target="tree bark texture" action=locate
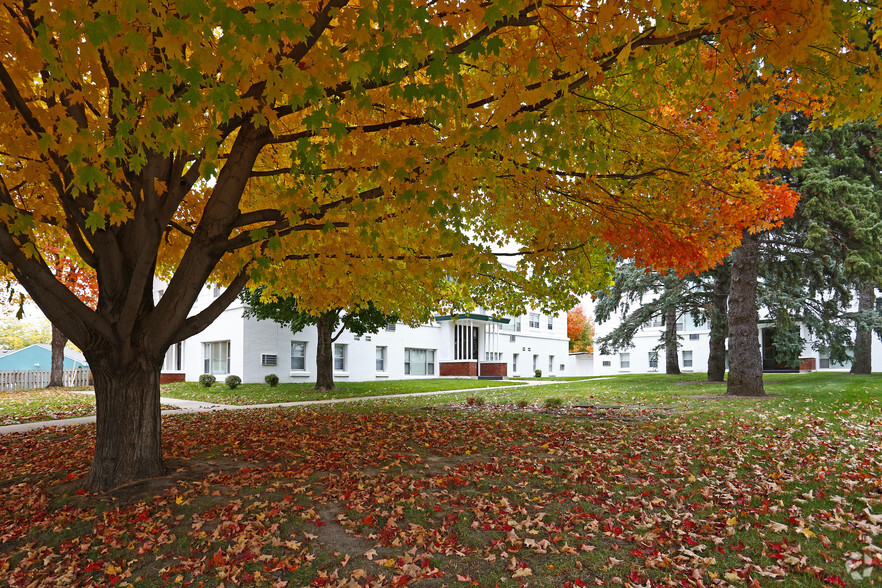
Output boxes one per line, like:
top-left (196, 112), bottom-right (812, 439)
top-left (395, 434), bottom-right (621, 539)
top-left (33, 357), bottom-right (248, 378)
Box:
top-left (707, 263), bottom-right (731, 382)
top-left (47, 323), bottom-right (67, 387)
top-left (83, 356), bottom-right (165, 491)
top-left (727, 233), bottom-right (765, 396)
top-left (664, 305), bottom-right (681, 375)
top-left (314, 312), bottom-right (337, 391)
top-left (851, 283), bottom-right (875, 375)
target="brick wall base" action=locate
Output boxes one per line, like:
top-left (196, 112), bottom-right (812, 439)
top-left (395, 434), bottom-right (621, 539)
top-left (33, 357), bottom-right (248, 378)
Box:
top-left (160, 372), bottom-right (186, 384)
top-left (799, 357), bottom-right (817, 372)
top-left (439, 361), bottom-right (478, 377)
top-left (479, 362), bottom-right (507, 378)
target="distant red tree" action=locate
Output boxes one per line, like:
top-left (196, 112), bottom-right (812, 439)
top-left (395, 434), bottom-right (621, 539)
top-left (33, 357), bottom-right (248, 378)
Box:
top-left (567, 306), bottom-right (594, 354)
top-left (45, 247), bottom-right (98, 387)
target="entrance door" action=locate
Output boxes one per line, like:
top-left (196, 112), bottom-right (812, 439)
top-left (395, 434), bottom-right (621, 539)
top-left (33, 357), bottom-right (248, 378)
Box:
top-left (761, 328), bottom-right (778, 371)
top-left (454, 324), bottom-right (479, 360)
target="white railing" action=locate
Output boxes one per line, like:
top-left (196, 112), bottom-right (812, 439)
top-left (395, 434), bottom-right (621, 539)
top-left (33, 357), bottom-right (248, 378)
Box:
top-left (0, 369), bottom-right (92, 391)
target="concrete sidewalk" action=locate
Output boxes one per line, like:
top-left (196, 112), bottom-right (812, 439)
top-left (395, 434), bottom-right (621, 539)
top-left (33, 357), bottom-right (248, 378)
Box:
top-left (0, 378), bottom-right (602, 435)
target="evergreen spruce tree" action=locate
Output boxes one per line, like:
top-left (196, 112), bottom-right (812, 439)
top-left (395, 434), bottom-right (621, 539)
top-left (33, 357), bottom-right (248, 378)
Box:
top-left (594, 263), bottom-right (727, 378)
top-left (771, 115), bottom-right (882, 373)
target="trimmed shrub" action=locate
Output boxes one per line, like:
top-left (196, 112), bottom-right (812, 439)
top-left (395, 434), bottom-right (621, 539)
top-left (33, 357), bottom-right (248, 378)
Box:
top-left (265, 374), bottom-right (280, 387)
top-left (225, 375), bottom-right (242, 389)
top-left (543, 397), bottom-right (564, 409)
top-left (198, 374), bottom-right (216, 388)
top-left (534, 369), bottom-right (542, 378)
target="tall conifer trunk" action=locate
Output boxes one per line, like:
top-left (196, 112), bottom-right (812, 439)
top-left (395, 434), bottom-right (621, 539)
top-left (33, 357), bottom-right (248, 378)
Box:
top-left (314, 312), bottom-right (337, 391)
top-left (664, 306), bottom-right (681, 375)
top-left (47, 324), bottom-right (67, 387)
top-left (707, 263), bottom-right (731, 382)
top-left (727, 233), bottom-right (765, 396)
top-left (851, 283), bottom-right (875, 375)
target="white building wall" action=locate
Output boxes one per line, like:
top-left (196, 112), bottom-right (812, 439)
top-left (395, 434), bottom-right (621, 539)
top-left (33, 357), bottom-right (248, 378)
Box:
top-left (180, 286), bottom-right (248, 382)
top-left (158, 279), bottom-right (571, 382)
top-left (240, 317), bottom-right (446, 383)
top-left (492, 309), bottom-right (570, 378)
top-left (568, 353), bottom-right (594, 376)
top-left (592, 289), bottom-right (882, 375)
top-left (593, 312), bottom-right (710, 376)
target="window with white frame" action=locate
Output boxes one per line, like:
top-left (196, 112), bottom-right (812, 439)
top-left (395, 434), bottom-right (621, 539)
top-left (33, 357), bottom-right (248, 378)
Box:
top-left (689, 333), bottom-right (700, 340)
top-left (376, 346), bottom-right (386, 372)
top-left (549, 355), bottom-right (554, 372)
top-left (512, 353), bottom-right (519, 373)
top-left (203, 341), bottom-right (230, 374)
top-left (682, 350), bottom-right (693, 368)
top-left (648, 351), bottom-right (658, 370)
top-left (819, 349), bottom-right (849, 369)
top-left (529, 313), bottom-right (540, 329)
top-left (334, 344), bottom-right (346, 371)
top-left (532, 354), bottom-right (538, 372)
top-left (404, 348), bottom-right (435, 375)
top-left (291, 341), bottom-right (306, 371)
top-left (212, 284), bottom-right (224, 298)
top-left (602, 360), bottom-right (611, 367)
top-left (514, 316), bottom-right (522, 332)
top-left (164, 342), bottom-right (184, 371)
top-left (547, 316), bottom-right (553, 330)
top-left (620, 353), bottom-right (630, 369)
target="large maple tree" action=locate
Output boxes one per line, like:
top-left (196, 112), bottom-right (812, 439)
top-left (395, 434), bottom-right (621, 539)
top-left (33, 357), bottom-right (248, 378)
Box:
top-left (0, 0), bottom-right (879, 490)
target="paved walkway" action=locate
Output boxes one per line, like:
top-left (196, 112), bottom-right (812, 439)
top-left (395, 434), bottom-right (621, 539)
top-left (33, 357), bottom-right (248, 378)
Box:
top-left (0, 379), bottom-right (604, 435)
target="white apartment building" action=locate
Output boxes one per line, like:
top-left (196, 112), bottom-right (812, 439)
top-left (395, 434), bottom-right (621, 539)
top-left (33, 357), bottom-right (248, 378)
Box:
top-left (589, 294), bottom-right (882, 376)
top-left (159, 283), bottom-right (570, 383)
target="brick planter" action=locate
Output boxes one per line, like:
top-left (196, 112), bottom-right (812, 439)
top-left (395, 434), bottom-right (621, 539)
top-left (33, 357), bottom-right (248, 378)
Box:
top-left (439, 361), bottom-right (478, 377)
top-left (160, 372), bottom-right (186, 384)
top-left (799, 357), bottom-right (817, 372)
top-left (479, 362), bottom-right (507, 378)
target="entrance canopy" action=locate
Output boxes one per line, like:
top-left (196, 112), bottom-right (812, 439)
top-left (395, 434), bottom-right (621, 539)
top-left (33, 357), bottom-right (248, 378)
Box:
top-left (433, 313), bottom-right (511, 324)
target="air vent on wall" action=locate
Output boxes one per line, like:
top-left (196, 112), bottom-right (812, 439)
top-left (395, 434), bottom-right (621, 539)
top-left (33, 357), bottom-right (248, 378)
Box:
top-left (261, 354), bottom-right (278, 366)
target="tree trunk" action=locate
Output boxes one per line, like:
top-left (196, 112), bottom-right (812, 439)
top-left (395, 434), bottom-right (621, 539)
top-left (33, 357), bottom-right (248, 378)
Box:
top-left (707, 263), bottom-right (731, 382)
top-left (83, 357), bottom-right (165, 492)
top-left (851, 283), bottom-right (874, 375)
top-left (47, 323), bottom-right (67, 387)
top-left (727, 232), bottom-right (765, 396)
top-left (664, 305), bottom-right (681, 375)
top-left (314, 312), bottom-right (337, 391)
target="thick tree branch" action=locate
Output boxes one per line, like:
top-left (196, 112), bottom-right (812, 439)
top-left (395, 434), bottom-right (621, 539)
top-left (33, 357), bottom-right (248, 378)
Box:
top-left (174, 268), bottom-right (252, 342)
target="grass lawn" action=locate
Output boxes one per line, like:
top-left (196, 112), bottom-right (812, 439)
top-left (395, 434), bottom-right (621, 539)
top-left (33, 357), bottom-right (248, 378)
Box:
top-left (160, 377), bottom-right (525, 405)
top-left (1, 372), bottom-right (880, 586)
top-left (0, 389), bottom-right (99, 426)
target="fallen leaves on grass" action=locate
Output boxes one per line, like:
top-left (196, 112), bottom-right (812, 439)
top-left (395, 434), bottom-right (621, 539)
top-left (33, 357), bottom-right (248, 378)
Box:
top-left (0, 401), bottom-right (880, 586)
top-left (0, 389), bottom-right (98, 425)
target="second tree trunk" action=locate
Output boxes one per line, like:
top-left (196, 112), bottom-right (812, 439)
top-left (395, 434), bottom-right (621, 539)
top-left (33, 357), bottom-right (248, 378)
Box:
top-left (727, 232), bottom-right (765, 397)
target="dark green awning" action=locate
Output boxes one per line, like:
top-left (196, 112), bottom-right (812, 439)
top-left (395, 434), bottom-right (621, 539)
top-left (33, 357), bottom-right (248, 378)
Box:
top-left (434, 313), bottom-right (511, 324)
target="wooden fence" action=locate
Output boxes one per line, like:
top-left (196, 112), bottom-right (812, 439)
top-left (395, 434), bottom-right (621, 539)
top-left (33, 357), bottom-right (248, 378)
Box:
top-left (0, 369), bottom-right (92, 391)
